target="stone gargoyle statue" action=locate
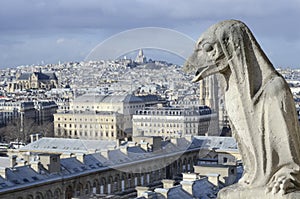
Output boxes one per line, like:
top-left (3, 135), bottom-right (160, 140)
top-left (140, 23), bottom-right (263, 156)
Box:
top-left (184, 20), bottom-right (300, 198)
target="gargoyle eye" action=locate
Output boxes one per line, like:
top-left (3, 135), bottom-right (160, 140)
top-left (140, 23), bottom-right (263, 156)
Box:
top-left (203, 43), bottom-right (213, 52)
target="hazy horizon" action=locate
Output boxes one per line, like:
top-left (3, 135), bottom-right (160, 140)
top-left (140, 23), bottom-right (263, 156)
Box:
top-left (1, 0), bottom-right (299, 69)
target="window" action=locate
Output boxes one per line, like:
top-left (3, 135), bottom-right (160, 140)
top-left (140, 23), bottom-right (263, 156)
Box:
top-left (223, 157), bottom-right (228, 163)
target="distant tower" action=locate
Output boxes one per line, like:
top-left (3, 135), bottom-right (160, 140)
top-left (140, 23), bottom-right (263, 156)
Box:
top-left (135, 49), bottom-right (146, 64)
top-left (199, 75), bottom-right (218, 111)
top-left (199, 75), bottom-right (220, 135)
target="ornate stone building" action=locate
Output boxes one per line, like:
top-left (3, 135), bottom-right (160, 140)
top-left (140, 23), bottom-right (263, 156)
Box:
top-left (199, 75), bottom-right (219, 112)
top-left (135, 49), bottom-right (147, 64)
top-left (7, 72), bottom-right (58, 92)
top-left (199, 75), bottom-right (231, 134)
top-left (69, 93), bottom-right (148, 134)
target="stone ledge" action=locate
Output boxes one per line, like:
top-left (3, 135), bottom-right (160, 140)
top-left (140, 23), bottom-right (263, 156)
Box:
top-left (218, 185), bottom-right (300, 199)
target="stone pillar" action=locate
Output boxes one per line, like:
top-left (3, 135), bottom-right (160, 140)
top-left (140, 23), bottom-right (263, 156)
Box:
top-left (120, 146), bottom-right (128, 155)
top-left (136, 186), bottom-right (149, 198)
top-left (10, 155), bottom-right (17, 168)
top-left (0, 168), bottom-right (7, 179)
top-left (199, 79), bottom-right (206, 105)
top-left (154, 188), bottom-right (169, 198)
top-left (180, 173), bottom-right (198, 195)
top-left (31, 161), bottom-right (40, 173)
top-left (162, 179), bottom-right (175, 189)
top-left (207, 174), bottom-right (220, 187)
top-left (75, 153), bottom-right (85, 163)
top-left (180, 181), bottom-right (194, 195)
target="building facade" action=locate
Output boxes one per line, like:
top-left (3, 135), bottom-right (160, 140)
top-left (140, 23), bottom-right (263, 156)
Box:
top-left (0, 100), bottom-right (57, 142)
top-left (69, 93), bottom-right (147, 134)
top-left (132, 106), bottom-right (219, 138)
top-left (54, 111), bottom-right (125, 140)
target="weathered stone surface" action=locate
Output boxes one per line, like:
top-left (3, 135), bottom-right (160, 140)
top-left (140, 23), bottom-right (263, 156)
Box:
top-left (184, 20), bottom-right (300, 198)
top-left (218, 184), bottom-right (300, 199)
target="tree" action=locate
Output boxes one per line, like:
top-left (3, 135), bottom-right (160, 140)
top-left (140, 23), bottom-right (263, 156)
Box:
top-left (35, 121), bottom-right (54, 138)
top-left (0, 118), bottom-right (38, 144)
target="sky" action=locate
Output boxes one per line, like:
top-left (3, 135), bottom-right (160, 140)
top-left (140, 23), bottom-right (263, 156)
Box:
top-left (0, 0), bottom-right (300, 68)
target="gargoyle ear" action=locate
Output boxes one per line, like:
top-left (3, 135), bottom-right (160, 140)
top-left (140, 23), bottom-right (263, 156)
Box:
top-left (217, 23), bottom-right (245, 63)
top-left (217, 30), bottom-right (233, 61)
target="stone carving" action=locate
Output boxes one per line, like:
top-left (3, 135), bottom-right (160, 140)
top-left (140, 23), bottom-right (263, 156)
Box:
top-left (184, 20), bottom-right (300, 198)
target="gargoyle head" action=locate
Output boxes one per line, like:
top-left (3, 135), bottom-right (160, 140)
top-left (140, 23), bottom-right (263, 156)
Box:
top-left (183, 22), bottom-right (230, 82)
top-left (184, 19), bottom-right (276, 98)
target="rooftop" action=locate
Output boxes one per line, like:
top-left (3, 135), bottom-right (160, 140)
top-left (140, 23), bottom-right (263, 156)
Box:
top-left (73, 93), bottom-right (144, 103)
top-left (19, 138), bottom-right (117, 154)
top-left (0, 136), bottom-right (238, 194)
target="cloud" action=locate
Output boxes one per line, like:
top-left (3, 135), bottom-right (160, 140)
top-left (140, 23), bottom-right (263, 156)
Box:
top-left (56, 38), bottom-right (65, 44)
top-left (0, 0), bottom-right (299, 67)
top-left (0, 0), bottom-right (298, 34)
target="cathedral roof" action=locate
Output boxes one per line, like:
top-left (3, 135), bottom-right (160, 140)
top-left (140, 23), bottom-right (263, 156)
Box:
top-left (17, 72), bottom-right (57, 81)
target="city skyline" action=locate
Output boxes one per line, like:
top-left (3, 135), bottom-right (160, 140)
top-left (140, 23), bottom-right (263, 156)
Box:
top-left (0, 0), bottom-right (300, 68)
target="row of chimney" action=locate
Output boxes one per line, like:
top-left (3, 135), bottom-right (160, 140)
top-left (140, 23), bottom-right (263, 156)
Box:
top-left (136, 173), bottom-right (220, 198)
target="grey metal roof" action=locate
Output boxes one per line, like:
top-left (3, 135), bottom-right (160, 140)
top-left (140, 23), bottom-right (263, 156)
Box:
top-left (60, 157), bottom-right (88, 174)
top-left (192, 177), bottom-right (218, 198)
top-left (20, 138), bottom-right (117, 154)
top-left (0, 136), bottom-right (237, 193)
top-left (5, 165), bottom-right (48, 185)
top-left (193, 136), bottom-right (237, 151)
top-left (74, 94), bottom-right (107, 103)
top-left (0, 176), bottom-right (14, 188)
top-left (17, 73), bottom-right (31, 80)
top-left (137, 95), bottom-right (160, 102)
top-left (165, 186), bottom-right (192, 199)
top-left (74, 93), bottom-right (144, 103)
